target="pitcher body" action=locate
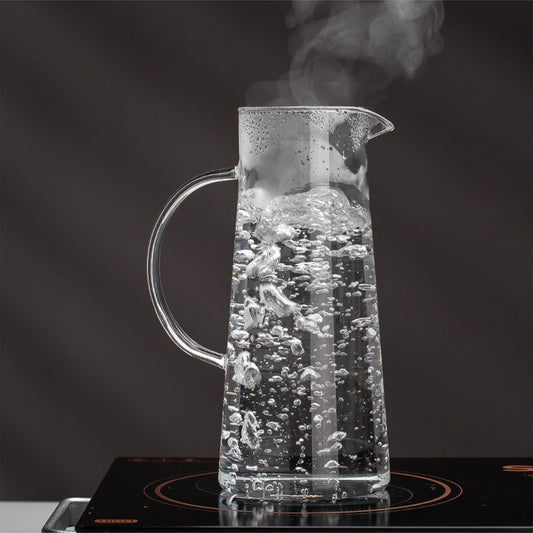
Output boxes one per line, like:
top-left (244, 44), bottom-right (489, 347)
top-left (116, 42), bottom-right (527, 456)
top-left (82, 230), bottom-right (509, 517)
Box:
top-left (219, 108), bottom-right (391, 500)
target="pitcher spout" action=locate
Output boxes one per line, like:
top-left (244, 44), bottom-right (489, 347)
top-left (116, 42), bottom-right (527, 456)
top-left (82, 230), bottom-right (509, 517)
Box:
top-left (363, 108), bottom-right (394, 140)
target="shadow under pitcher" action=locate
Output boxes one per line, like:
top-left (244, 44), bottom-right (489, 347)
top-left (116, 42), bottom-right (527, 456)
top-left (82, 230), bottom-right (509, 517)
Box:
top-left (147, 107), bottom-right (394, 501)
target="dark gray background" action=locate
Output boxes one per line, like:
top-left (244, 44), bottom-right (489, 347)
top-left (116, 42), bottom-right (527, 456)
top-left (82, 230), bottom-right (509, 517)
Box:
top-left (1, 1), bottom-right (531, 501)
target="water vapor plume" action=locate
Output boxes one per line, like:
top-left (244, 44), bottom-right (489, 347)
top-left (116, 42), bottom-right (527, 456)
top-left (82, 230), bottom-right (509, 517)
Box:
top-left (247, 0), bottom-right (444, 107)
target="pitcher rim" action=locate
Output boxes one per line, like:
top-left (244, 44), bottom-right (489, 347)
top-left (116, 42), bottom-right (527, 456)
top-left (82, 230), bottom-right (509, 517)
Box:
top-left (238, 106), bottom-right (394, 137)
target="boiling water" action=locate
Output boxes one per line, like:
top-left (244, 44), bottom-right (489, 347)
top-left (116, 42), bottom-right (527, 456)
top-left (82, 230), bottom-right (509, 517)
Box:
top-left (219, 184), bottom-right (389, 500)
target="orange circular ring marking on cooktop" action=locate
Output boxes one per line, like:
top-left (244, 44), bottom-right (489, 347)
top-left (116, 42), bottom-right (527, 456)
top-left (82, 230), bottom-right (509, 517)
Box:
top-left (502, 464), bottom-right (533, 472)
top-left (143, 470), bottom-right (463, 515)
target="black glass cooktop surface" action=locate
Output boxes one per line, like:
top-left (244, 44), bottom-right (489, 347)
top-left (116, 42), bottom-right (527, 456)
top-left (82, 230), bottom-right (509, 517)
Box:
top-left (75, 457), bottom-right (532, 531)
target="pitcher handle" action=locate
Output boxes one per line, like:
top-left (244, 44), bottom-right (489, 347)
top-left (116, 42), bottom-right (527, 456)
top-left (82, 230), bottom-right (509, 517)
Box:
top-left (147, 168), bottom-right (237, 370)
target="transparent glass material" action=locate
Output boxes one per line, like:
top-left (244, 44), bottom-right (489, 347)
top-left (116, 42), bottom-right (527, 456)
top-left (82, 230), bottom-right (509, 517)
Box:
top-left (218, 489), bottom-right (391, 527)
top-left (147, 107), bottom-right (393, 502)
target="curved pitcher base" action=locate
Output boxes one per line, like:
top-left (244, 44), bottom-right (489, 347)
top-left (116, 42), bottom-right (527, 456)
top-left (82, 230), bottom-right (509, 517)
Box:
top-left (219, 469), bottom-right (390, 502)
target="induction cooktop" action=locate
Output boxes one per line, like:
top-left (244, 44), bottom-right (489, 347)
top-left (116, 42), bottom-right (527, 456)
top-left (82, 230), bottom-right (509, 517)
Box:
top-left (42, 457), bottom-right (532, 532)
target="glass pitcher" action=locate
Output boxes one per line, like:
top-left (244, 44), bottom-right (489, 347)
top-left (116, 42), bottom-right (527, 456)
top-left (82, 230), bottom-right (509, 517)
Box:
top-left (147, 107), bottom-right (394, 501)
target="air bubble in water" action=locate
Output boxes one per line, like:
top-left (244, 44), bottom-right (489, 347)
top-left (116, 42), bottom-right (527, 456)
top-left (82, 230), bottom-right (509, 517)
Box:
top-left (327, 431), bottom-right (347, 442)
top-left (244, 298), bottom-right (266, 330)
top-left (241, 411), bottom-right (261, 450)
top-left (299, 366), bottom-right (321, 381)
top-left (246, 244), bottom-right (280, 278)
top-left (233, 351), bottom-right (261, 390)
top-left (330, 244), bottom-right (369, 259)
top-left (260, 283), bottom-right (297, 317)
top-left (287, 338), bottom-right (304, 355)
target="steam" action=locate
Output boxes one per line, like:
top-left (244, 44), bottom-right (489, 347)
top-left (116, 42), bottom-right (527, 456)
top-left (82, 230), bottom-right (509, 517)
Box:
top-left (246, 0), bottom-right (444, 107)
